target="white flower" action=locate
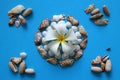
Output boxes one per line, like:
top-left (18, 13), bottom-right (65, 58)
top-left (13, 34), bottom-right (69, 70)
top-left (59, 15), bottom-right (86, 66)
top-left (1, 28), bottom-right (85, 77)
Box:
top-left (44, 22), bottom-right (78, 56)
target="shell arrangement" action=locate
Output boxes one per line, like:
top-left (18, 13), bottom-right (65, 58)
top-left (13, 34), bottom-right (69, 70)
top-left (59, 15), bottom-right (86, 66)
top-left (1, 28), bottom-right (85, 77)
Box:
top-left (34, 14), bottom-right (88, 67)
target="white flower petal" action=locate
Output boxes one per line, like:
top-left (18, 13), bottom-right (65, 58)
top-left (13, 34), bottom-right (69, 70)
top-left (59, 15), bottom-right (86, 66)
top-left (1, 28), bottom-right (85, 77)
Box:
top-left (47, 41), bottom-right (60, 54)
top-left (44, 29), bottom-right (58, 41)
top-left (42, 31), bottom-right (47, 36)
top-left (75, 31), bottom-right (81, 38)
top-left (58, 20), bottom-right (65, 24)
top-left (61, 42), bottom-right (75, 55)
top-left (65, 29), bottom-right (77, 41)
top-left (54, 23), bottom-right (68, 35)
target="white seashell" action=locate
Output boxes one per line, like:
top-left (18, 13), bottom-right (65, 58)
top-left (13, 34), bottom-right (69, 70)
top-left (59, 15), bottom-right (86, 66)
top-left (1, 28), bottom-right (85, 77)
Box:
top-left (58, 20), bottom-right (65, 24)
top-left (42, 31), bottom-right (47, 36)
top-left (66, 22), bottom-right (72, 28)
top-left (105, 60), bottom-right (112, 72)
top-left (59, 14), bottom-right (65, 20)
top-left (42, 37), bottom-right (48, 44)
top-left (71, 26), bottom-right (78, 32)
top-left (9, 62), bottom-right (18, 73)
top-left (75, 32), bottom-right (81, 38)
top-left (72, 40), bottom-right (80, 45)
top-left (51, 22), bottom-right (56, 26)
top-left (77, 39), bottom-right (82, 43)
top-left (91, 66), bottom-right (102, 72)
top-left (19, 61), bottom-right (26, 74)
top-left (8, 5), bottom-right (25, 16)
top-left (52, 15), bottom-right (59, 22)
top-left (25, 68), bottom-right (35, 74)
top-left (20, 52), bottom-right (27, 59)
top-left (15, 20), bottom-right (21, 27)
top-left (74, 45), bottom-right (80, 51)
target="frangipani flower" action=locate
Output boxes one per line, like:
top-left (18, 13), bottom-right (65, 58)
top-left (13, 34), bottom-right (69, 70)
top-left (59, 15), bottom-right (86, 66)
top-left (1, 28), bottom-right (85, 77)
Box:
top-left (44, 22), bottom-right (78, 56)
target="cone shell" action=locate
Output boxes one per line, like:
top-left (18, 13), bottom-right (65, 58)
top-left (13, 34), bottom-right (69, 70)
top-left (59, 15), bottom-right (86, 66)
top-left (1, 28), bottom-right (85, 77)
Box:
top-left (47, 58), bottom-right (58, 65)
top-left (38, 46), bottom-right (48, 58)
top-left (25, 68), bottom-right (35, 74)
top-left (105, 60), bottom-right (112, 72)
top-left (9, 62), bottom-right (18, 73)
top-left (23, 8), bottom-right (32, 17)
top-left (19, 61), bottom-right (26, 74)
top-left (91, 66), bottom-right (102, 72)
top-left (73, 49), bottom-right (83, 60)
top-left (60, 59), bottom-right (74, 67)
top-left (67, 16), bottom-right (79, 26)
top-left (85, 4), bottom-right (95, 14)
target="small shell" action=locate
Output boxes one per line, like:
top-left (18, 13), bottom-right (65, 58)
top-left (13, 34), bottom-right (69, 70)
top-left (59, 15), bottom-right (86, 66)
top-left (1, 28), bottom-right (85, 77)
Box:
top-left (94, 19), bottom-right (108, 26)
top-left (15, 20), bottom-right (21, 27)
top-left (37, 46), bottom-right (48, 58)
top-left (105, 60), bottom-right (112, 72)
top-left (39, 18), bottom-right (51, 31)
top-left (19, 61), bottom-right (26, 74)
top-left (23, 8), bottom-right (32, 17)
top-left (85, 4), bottom-right (95, 14)
top-left (101, 62), bottom-right (105, 71)
top-left (95, 56), bottom-right (102, 63)
top-left (8, 17), bottom-right (16, 26)
top-left (102, 55), bottom-right (109, 63)
top-left (34, 31), bottom-right (42, 46)
top-left (20, 52), bottom-right (27, 59)
top-left (8, 5), bottom-right (25, 16)
top-left (103, 5), bottom-right (110, 16)
top-left (90, 13), bottom-right (103, 20)
top-left (80, 38), bottom-right (88, 49)
top-left (91, 60), bottom-right (100, 65)
top-left (60, 59), bottom-right (74, 67)
top-left (47, 58), bottom-right (58, 65)
top-left (25, 68), bottom-right (35, 74)
top-left (73, 49), bottom-right (83, 60)
top-left (75, 32), bottom-right (81, 38)
top-left (62, 53), bottom-right (69, 60)
top-left (78, 26), bottom-right (88, 37)
top-left (66, 22), bottom-right (72, 28)
top-left (67, 16), bottom-right (79, 26)
top-left (71, 26), bottom-right (78, 32)
top-left (91, 8), bottom-right (100, 15)
top-left (9, 62), bottom-right (18, 73)
top-left (18, 15), bottom-right (26, 25)
top-left (52, 14), bottom-right (65, 22)
top-left (10, 57), bottom-right (22, 64)
top-left (91, 66), bottom-right (102, 72)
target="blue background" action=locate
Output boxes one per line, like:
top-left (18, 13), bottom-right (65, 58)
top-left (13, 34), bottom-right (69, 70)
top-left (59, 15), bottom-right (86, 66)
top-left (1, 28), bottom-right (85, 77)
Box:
top-left (0, 0), bottom-right (120, 80)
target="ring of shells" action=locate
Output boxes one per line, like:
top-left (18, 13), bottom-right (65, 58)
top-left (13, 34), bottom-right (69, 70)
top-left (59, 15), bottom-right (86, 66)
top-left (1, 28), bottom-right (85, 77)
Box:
top-left (34, 14), bottom-right (88, 67)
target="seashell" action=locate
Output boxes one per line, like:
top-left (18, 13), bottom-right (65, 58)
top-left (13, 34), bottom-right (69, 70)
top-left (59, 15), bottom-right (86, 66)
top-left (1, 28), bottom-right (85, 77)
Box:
top-left (67, 16), bottom-right (79, 26)
top-left (23, 8), bottom-right (32, 17)
top-left (91, 8), bottom-right (100, 15)
top-left (51, 22), bottom-right (56, 26)
top-left (8, 17), bottom-right (16, 26)
top-left (91, 60), bottom-right (100, 65)
top-left (25, 68), bottom-right (35, 74)
top-left (78, 26), bottom-right (88, 37)
top-left (62, 53), bottom-right (69, 60)
top-left (90, 13), bottom-right (103, 20)
top-left (75, 32), bottom-right (81, 38)
top-left (101, 62), bottom-right (105, 71)
top-left (73, 49), bottom-right (83, 60)
top-left (80, 38), bottom-right (88, 49)
top-left (10, 57), bottom-right (22, 64)
top-left (95, 56), bottom-right (102, 63)
top-left (39, 18), bottom-right (51, 31)
top-left (58, 20), bottom-right (65, 24)
top-left (15, 20), bottom-right (21, 27)
top-left (105, 60), bottom-right (112, 72)
top-left (60, 59), bottom-right (74, 67)
top-left (18, 15), bottom-right (26, 25)
top-left (47, 58), bottom-right (58, 65)
top-left (19, 61), bottom-right (26, 74)
top-left (91, 66), bottom-right (102, 72)
top-left (103, 5), bottom-right (110, 16)
top-left (9, 62), bottom-right (18, 73)
top-left (74, 45), bottom-right (80, 51)
top-left (8, 5), bottom-right (25, 16)
top-left (102, 55), bottom-right (109, 63)
top-left (71, 26), bottom-right (78, 32)
top-left (37, 46), bottom-right (48, 58)
top-left (94, 19), bottom-right (108, 26)
top-left (66, 21), bottom-right (72, 28)
top-left (34, 31), bottom-right (42, 46)
top-left (20, 52), bottom-right (27, 59)
top-left (85, 4), bottom-right (95, 14)
top-left (52, 14), bottom-right (66, 22)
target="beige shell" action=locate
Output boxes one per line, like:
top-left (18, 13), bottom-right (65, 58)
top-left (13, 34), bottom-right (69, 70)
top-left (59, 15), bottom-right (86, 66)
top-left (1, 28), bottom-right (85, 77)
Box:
top-left (73, 49), bottom-right (83, 60)
top-left (23, 8), bottom-right (32, 17)
top-left (9, 62), bottom-right (18, 73)
top-left (103, 5), bottom-right (110, 16)
top-left (67, 16), bottom-right (79, 26)
top-left (19, 61), bottom-right (26, 74)
top-left (94, 19), bottom-right (108, 26)
top-left (60, 59), bottom-right (74, 67)
top-left (90, 13), bottom-right (103, 20)
top-left (38, 46), bottom-right (48, 58)
top-left (91, 66), bottom-right (102, 72)
top-left (10, 57), bottom-right (22, 64)
top-left (105, 60), bottom-right (112, 72)
top-left (25, 68), bottom-right (35, 74)
top-left (85, 4), bottom-right (95, 14)
top-left (102, 55), bottom-right (109, 62)
top-left (34, 31), bottom-right (42, 46)
top-left (78, 26), bottom-right (88, 37)
top-left (101, 62), bottom-right (105, 71)
top-left (8, 5), bottom-right (25, 16)
top-left (18, 15), bottom-right (26, 25)
top-left (91, 8), bottom-right (100, 15)
top-left (47, 58), bottom-right (58, 65)
top-left (8, 17), bottom-right (16, 26)
top-left (80, 38), bottom-right (87, 49)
